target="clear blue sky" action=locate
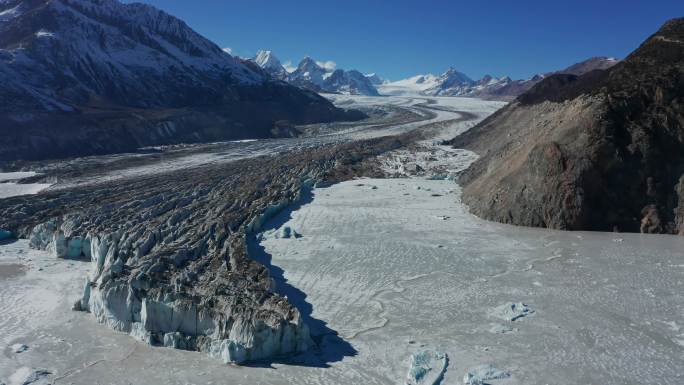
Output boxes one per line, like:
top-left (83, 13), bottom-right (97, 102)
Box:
top-left (128, 0), bottom-right (683, 81)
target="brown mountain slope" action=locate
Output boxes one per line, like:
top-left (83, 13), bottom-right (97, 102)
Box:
top-left (449, 18), bottom-right (684, 233)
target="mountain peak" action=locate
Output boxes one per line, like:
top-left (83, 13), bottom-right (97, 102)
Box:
top-left (434, 67), bottom-right (473, 91)
top-left (254, 50), bottom-right (280, 68)
top-left (298, 56), bottom-right (318, 66)
top-left (252, 49), bottom-right (288, 80)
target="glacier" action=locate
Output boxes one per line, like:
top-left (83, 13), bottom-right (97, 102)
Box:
top-left (17, 168), bottom-right (323, 365)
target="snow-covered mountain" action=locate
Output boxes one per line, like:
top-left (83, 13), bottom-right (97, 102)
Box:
top-left (0, 0), bottom-right (263, 111)
top-left (253, 49), bottom-right (288, 80)
top-left (288, 56), bottom-right (330, 89)
top-left (324, 69), bottom-right (380, 96)
top-left (379, 57), bottom-right (619, 100)
top-left (379, 67), bottom-right (517, 99)
top-left (251, 52), bottom-right (379, 96)
top-left (364, 73), bottom-right (385, 85)
top-left (376, 74), bottom-right (441, 96)
top-left (0, 0), bottom-right (359, 160)
top-left (378, 69), bottom-right (477, 97)
top-left (424, 67), bottom-right (474, 95)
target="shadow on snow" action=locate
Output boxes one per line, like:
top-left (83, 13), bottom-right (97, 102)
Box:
top-left (245, 186), bottom-right (358, 368)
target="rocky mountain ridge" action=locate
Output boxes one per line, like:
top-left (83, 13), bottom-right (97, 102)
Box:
top-left (450, 19), bottom-right (684, 234)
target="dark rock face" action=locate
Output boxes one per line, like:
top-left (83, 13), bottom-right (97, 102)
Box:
top-left (450, 18), bottom-right (684, 234)
top-left (0, 0), bottom-right (362, 161)
top-left (0, 133), bottom-right (412, 363)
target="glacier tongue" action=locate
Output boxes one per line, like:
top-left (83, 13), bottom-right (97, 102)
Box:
top-left (15, 169), bottom-right (324, 364)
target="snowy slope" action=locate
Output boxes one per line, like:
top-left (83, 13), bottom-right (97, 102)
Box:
top-left (0, 0), bottom-right (358, 160)
top-left (380, 68), bottom-right (510, 98)
top-left (377, 74), bottom-right (442, 96)
top-left (0, 0), bottom-right (265, 111)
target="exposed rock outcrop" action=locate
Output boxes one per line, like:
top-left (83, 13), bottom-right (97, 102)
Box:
top-left (450, 18), bottom-right (684, 233)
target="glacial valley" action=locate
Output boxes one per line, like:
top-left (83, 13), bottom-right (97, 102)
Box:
top-left (1, 95), bottom-right (683, 385)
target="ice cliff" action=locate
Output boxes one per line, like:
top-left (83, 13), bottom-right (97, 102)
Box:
top-left (25, 191), bottom-right (314, 364)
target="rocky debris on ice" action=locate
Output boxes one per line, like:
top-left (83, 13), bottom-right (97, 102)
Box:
top-left (379, 146), bottom-right (478, 181)
top-left (5, 367), bottom-right (51, 385)
top-left (11, 343), bottom-right (29, 353)
top-left (491, 302), bottom-right (534, 322)
top-left (0, 135), bottom-right (409, 364)
top-left (405, 163), bottom-right (424, 174)
top-left (406, 350), bottom-right (448, 385)
top-left (463, 364), bottom-right (510, 385)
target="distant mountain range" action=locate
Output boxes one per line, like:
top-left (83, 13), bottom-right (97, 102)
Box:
top-left (0, 0), bottom-right (361, 161)
top-left (251, 50), bottom-right (380, 96)
top-left (253, 50), bottom-right (618, 101)
top-left (380, 57), bottom-right (619, 100)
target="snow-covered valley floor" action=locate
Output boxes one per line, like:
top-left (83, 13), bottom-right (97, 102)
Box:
top-left (1, 95), bottom-right (682, 385)
top-left (257, 177), bottom-right (684, 385)
top-left (0, 172), bottom-right (51, 199)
